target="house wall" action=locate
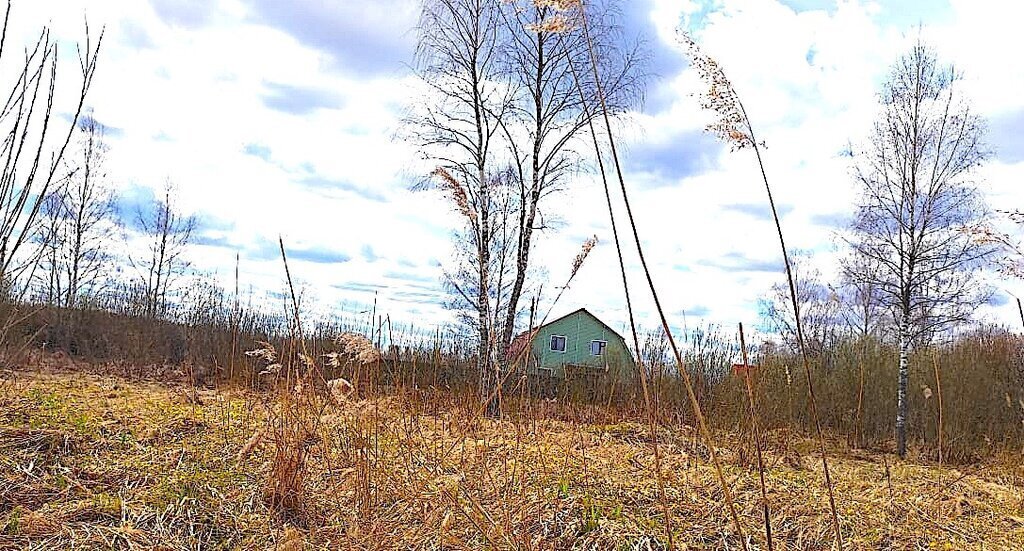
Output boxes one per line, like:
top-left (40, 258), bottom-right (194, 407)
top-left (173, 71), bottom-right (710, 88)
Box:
top-left (528, 310), bottom-right (633, 378)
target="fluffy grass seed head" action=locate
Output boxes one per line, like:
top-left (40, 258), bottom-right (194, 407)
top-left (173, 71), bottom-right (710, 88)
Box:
top-left (520, 0), bottom-right (579, 34)
top-left (327, 377), bottom-right (355, 405)
top-left (246, 341), bottom-right (283, 375)
top-left (570, 234), bottom-right (598, 279)
top-left (526, 13), bottom-right (573, 34)
top-left (679, 32), bottom-right (754, 151)
top-left (330, 332), bottom-right (382, 366)
top-left (533, 0), bottom-right (580, 10)
top-left (432, 167), bottom-right (475, 223)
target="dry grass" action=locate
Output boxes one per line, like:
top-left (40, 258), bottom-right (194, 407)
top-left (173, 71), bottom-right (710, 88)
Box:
top-left (2, 363), bottom-right (1022, 549)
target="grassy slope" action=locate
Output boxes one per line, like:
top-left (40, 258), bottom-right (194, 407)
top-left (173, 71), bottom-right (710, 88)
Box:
top-left (1, 367), bottom-right (1022, 550)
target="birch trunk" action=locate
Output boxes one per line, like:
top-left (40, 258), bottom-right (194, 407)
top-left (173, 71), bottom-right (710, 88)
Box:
top-left (896, 317), bottom-right (910, 457)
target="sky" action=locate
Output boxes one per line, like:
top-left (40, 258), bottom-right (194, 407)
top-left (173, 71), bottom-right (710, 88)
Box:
top-left (10, 0), bottom-right (1024, 339)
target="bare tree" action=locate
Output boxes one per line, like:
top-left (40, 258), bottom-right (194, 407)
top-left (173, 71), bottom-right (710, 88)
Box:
top-left (838, 255), bottom-right (887, 341)
top-left (129, 182), bottom-right (196, 318)
top-left (438, 167), bottom-right (519, 354)
top-left (36, 112), bottom-right (118, 308)
top-left (762, 256), bottom-right (843, 361)
top-left (407, 0), bottom-right (644, 414)
top-left (844, 41), bottom-right (997, 457)
top-left (0, 3), bottom-right (103, 300)
top-left (407, 0), bottom-right (516, 414)
top-left (494, 0), bottom-right (644, 362)
top-left (983, 210), bottom-right (1024, 279)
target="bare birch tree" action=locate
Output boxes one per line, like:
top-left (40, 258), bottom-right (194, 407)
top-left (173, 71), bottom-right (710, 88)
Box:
top-left (844, 41), bottom-right (997, 457)
top-left (407, 0), bottom-right (644, 414)
top-left (407, 0), bottom-right (514, 414)
top-left (0, 3), bottom-right (102, 300)
top-left (37, 112), bottom-right (118, 307)
top-left (439, 167), bottom-right (519, 341)
top-left (494, 0), bottom-right (644, 362)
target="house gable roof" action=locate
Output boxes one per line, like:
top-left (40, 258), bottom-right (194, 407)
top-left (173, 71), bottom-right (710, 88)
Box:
top-left (529, 308), bottom-right (627, 343)
top-left (506, 308), bottom-right (631, 363)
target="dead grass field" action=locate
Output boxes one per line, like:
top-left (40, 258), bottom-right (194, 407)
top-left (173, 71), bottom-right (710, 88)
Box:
top-left (1, 365), bottom-right (1023, 550)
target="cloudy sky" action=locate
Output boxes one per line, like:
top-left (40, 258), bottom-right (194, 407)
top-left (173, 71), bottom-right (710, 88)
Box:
top-left (14, 0), bottom-right (1024, 337)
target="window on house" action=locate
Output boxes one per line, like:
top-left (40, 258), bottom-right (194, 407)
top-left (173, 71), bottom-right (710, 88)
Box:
top-left (590, 340), bottom-right (607, 356)
top-left (550, 335), bottom-right (566, 352)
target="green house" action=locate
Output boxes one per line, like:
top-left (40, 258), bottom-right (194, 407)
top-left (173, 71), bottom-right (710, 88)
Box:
top-left (508, 308), bottom-right (635, 379)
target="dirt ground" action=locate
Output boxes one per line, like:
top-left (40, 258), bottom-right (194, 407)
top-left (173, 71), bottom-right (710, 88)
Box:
top-left (1, 366), bottom-right (1022, 550)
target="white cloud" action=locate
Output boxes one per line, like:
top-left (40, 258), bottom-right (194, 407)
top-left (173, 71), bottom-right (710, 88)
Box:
top-left (8, 0), bottom-right (1024, 336)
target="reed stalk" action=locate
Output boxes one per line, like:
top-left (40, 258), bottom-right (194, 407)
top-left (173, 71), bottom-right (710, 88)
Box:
top-left (739, 322), bottom-right (773, 551)
top-left (681, 32), bottom-right (843, 547)
top-left (574, 7), bottom-right (749, 548)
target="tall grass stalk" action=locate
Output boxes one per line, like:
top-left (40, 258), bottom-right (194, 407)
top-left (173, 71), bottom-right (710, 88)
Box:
top-left (576, 7), bottom-right (748, 548)
top-left (1017, 297), bottom-right (1023, 330)
top-left (932, 349), bottom-right (944, 465)
top-left (744, 103), bottom-right (843, 546)
top-left (739, 323), bottom-right (773, 551)
top-left (561, 35), bottom-right (674, 545)
top-left (230, 252), bottom-right (240, 381)
top-left (681, 32), bottom-right (842, 547)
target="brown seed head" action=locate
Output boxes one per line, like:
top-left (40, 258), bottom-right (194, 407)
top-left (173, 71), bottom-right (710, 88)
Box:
top-left (570, 235), bottom-right (598, 279)
top-left (333, 332), bottom-right (382, 366)
top-left (526, 14), bottom-right (573, 34)
top-left (533, 0), bottom-right (580, 10)
top-left (432, 167), bottom-right (475, 222)
top-left (678, 32), bottom-right (754, 151)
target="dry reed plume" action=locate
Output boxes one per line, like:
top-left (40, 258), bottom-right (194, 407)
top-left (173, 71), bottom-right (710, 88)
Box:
top-left (431, 167), bottom-right (475, 222)
top-left (570, 234), bottom-right (598, 278)
top-left (327, 331), bottom-right (382, 367)
top-left (680, 30), bottom-right (843, 547)
top-left (526, 14), bottom-right (572, 33)
top-left (532, 0), bottom-right (580, 9)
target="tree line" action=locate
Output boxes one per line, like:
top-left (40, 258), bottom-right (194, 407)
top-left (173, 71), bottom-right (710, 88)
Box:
top-left (0, 3), bottom-right (198, 335)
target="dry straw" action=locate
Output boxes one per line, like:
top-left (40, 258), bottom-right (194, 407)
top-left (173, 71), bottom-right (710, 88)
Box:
top-left (565, 4), bottom-right (749, 546)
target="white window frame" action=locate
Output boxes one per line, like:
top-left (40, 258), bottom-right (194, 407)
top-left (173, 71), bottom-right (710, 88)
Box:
top-left (590, 340), bottom-right (607, 356)
top-left (550, 334), bottom-right (567, 353)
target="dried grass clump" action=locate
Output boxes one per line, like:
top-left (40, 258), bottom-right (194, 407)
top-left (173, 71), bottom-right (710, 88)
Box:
top-left (243, 338), bottom-right (320, 519)
top-left (246, 341), bottom-right (282, 375)
top-left (277, 526), bottom-right (305, 551)
top-left (236, 426), bottom-right (266, 462)
top-left (327, 377), bottom-right (354, 405)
